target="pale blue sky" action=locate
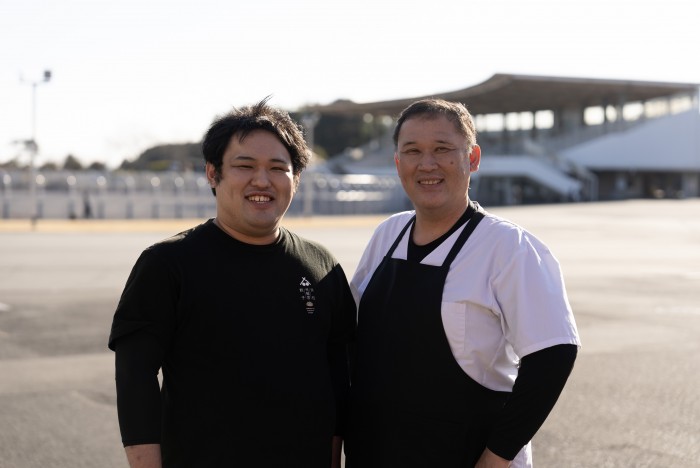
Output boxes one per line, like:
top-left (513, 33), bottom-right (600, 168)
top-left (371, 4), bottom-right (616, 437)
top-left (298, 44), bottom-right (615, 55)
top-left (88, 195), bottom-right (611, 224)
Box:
top-left (1, 0), bottom-right (698, 168)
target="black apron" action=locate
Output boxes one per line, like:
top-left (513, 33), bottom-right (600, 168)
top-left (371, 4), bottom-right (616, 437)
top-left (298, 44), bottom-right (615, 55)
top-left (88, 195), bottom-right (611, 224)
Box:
top-left (346, 205), bottom-right (510, 468)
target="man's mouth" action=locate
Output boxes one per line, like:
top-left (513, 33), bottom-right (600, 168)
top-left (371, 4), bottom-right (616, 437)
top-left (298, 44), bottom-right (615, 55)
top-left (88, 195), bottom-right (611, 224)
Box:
top-left (247, 195), bottom-right (272, 203)
top-left (419, 179), bottom-right (442, 185)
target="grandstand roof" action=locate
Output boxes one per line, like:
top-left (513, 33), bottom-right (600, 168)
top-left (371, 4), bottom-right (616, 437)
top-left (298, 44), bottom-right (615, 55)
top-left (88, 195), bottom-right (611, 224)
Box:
top-left (562, 109), bottom-right (700, 171)
top-left (302, 73), bottom-right (699, 116)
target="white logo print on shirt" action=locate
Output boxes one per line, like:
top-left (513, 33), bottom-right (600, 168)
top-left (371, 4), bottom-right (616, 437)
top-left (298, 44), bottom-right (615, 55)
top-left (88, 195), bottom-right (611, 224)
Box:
top-left (299, 277), bottom-right (315, 314)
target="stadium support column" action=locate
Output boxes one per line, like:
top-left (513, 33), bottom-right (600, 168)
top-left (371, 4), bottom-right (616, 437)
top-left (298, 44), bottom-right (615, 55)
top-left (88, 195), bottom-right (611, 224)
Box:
top-left (301, 113), bottom-right (319, 217)
top-left (615, 94), bottom-right (626, 131)
top-left (681, 174), bottom-right (699, 197)
top-left (1, 171), bottom-right (11, 219)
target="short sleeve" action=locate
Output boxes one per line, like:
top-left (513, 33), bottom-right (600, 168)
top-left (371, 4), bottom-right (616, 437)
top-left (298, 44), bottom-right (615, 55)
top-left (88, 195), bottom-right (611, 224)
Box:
top-left (492, 232), bottom-right (580, 358)
top-left (108, 247), bottom-right (179, 351)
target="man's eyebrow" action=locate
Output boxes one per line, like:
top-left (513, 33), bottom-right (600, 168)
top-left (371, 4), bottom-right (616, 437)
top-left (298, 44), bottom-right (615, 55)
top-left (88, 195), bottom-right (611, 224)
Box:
top-left (400, 138), bottom-right (455, 148)
top-left (434, 139), bottom-right (455, 145)
top-left (232, 155), bottom-right (291, 165)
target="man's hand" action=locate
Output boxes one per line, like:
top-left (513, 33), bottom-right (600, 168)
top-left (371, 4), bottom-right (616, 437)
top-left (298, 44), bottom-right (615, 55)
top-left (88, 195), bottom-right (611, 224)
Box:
top-left (475, 447), bottom-right (511, 468)
top-left (125, 444), bottom-right (161, 468)
top-left (331, 436), bottom-right (342, 468)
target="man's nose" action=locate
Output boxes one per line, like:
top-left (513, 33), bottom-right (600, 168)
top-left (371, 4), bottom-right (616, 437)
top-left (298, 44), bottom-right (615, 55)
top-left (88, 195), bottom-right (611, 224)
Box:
top-left (418, 152), bottom-right (438, 170)
top-left (251, 168), bottom-right (272, 187)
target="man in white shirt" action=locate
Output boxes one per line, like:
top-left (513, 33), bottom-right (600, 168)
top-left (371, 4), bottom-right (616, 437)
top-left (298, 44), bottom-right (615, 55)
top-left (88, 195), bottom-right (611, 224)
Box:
top-left (345, 99), bottom-right (580, 468)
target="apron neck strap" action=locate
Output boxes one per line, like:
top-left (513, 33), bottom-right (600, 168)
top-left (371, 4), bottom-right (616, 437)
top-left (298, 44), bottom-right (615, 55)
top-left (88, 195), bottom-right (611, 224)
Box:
top-left (385, 201), bottom-right (485, 263)
top-left (442, 202), bottom-right (484, 268)
top-left (386, 215), bottom-right (415, 258)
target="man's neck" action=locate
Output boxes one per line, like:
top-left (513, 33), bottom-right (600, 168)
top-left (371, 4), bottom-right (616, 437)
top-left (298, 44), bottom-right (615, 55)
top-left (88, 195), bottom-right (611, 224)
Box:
top-left (413, 203), bottom-right (469, 246)
top-left (213, 218), bottom-right (280, 245)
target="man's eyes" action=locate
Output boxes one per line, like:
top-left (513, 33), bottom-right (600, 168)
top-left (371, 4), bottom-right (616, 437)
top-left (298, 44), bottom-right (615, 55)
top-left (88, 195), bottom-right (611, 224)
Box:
top-left (402, 147), bottom-right (454, 155)
top-left (232, 164), bottom-right (289, 172)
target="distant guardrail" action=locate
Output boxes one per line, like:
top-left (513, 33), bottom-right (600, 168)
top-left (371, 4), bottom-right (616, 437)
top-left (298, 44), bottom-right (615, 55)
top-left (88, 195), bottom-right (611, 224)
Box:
top-left (0, 169), bottom-right (410, 219)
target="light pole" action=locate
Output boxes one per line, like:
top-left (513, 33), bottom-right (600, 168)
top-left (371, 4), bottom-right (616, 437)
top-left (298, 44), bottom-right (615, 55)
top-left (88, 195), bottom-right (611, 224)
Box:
top-left (21, 69), bottom-right (52, 223)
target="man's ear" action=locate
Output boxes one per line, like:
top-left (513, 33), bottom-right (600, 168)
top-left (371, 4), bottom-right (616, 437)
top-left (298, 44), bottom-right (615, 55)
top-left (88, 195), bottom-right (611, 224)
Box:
top-left (469, 145), bottom-right (481, 173)
top-left (394, 152), bottom-right (400, 171)
top-left (205, 162), bottom-right (218, 187)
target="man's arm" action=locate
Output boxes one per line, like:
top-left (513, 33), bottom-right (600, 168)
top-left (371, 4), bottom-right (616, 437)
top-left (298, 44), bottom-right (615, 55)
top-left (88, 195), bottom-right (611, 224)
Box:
top-left (125, 444), bottom-right (162, 468)
top-left (486, 344), bottom-right (578, 460)
top-left (114, 332), bottom-right (164, 455)
top-left (110, 247), bottom-right (175, 467)
top-left (475, 447), bottom-right (511, 468)
top-left (327, 263), bottom-right (356, 467)
top-left (331, 436), bottom-right (342, 468)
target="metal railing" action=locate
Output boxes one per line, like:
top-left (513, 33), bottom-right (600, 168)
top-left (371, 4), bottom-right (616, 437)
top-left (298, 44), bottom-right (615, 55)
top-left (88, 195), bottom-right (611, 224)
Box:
top-left (0, 169), bottom-right (409, 220)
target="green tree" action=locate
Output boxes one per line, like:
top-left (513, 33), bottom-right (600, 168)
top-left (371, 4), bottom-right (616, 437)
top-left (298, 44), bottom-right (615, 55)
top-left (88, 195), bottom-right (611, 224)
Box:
top-left (40, 161), bottom-right (59, 171)
top-left (291, 110), bottom-right (393, 158)
top-left (87, 161), bottom-right (107, 171)
top-left (121, 143), bottom-right (202, 172)
top-left (62, 154), bottom-right (84, 171)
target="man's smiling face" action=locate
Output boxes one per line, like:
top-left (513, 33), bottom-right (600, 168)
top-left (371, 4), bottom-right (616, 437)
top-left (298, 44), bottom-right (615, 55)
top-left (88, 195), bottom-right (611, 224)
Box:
top-left (207, 129), bottom-right (296, 244)
top-left (394, 115), bottom-right (480, 220)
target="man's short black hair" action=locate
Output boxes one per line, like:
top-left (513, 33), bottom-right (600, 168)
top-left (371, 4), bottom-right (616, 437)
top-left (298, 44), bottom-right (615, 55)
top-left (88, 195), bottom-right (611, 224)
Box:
top-left (202, 97), bottom-right (310, 193)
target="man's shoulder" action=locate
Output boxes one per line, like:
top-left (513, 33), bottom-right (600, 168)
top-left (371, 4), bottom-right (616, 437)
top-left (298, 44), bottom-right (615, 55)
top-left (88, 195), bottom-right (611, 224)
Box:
top-left (280, 227), bottom-right (336, 261)
top-left (477, 210), bottom-right (551, 253)
top-left (375, 211), bottom-right (415, 235)
top-left (478, 211), bottom-right (523, 236)
top-left (144, 219), bottom-right (214, 256)
top-left (351, 211), bottom-right (413, 253)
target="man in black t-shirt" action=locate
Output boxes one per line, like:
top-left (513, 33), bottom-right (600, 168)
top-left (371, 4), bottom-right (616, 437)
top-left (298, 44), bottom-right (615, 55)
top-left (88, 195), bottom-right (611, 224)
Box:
top-left (109, 98), bottom-right (356, 468)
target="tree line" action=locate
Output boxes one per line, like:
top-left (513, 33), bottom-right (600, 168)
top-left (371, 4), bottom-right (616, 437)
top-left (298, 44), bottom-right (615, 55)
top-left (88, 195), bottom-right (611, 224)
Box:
top-left (0, 112), bottom-right (393, 173)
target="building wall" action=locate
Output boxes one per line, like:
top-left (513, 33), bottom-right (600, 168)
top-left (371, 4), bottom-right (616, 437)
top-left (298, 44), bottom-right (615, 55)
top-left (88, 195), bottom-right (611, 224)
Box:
top-left (595, 171), bottom-right (694, 200)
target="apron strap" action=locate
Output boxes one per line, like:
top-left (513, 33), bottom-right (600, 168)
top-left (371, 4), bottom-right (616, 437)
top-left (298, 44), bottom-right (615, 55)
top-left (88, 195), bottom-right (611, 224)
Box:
top-left (385, 215), bottom-right (415, 258)
top-left (442, 202), bottom-right (485, 268)
top-left (386, 202), bottom-right (485, 265)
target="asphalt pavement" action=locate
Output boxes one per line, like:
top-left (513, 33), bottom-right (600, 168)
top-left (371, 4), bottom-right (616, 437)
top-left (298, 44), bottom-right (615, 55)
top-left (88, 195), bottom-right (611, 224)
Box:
top-left (1, 199), bottom-right (699, 467)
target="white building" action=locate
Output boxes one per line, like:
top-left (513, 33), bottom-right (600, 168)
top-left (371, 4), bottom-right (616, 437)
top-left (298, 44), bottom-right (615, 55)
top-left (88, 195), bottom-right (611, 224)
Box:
top-left (304, 73), bottom-right (700, 205)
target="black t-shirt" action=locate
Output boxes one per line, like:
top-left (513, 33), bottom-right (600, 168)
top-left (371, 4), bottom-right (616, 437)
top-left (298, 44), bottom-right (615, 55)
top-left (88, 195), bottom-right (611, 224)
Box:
top-left (109, 220), bottom-right (356, 467)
